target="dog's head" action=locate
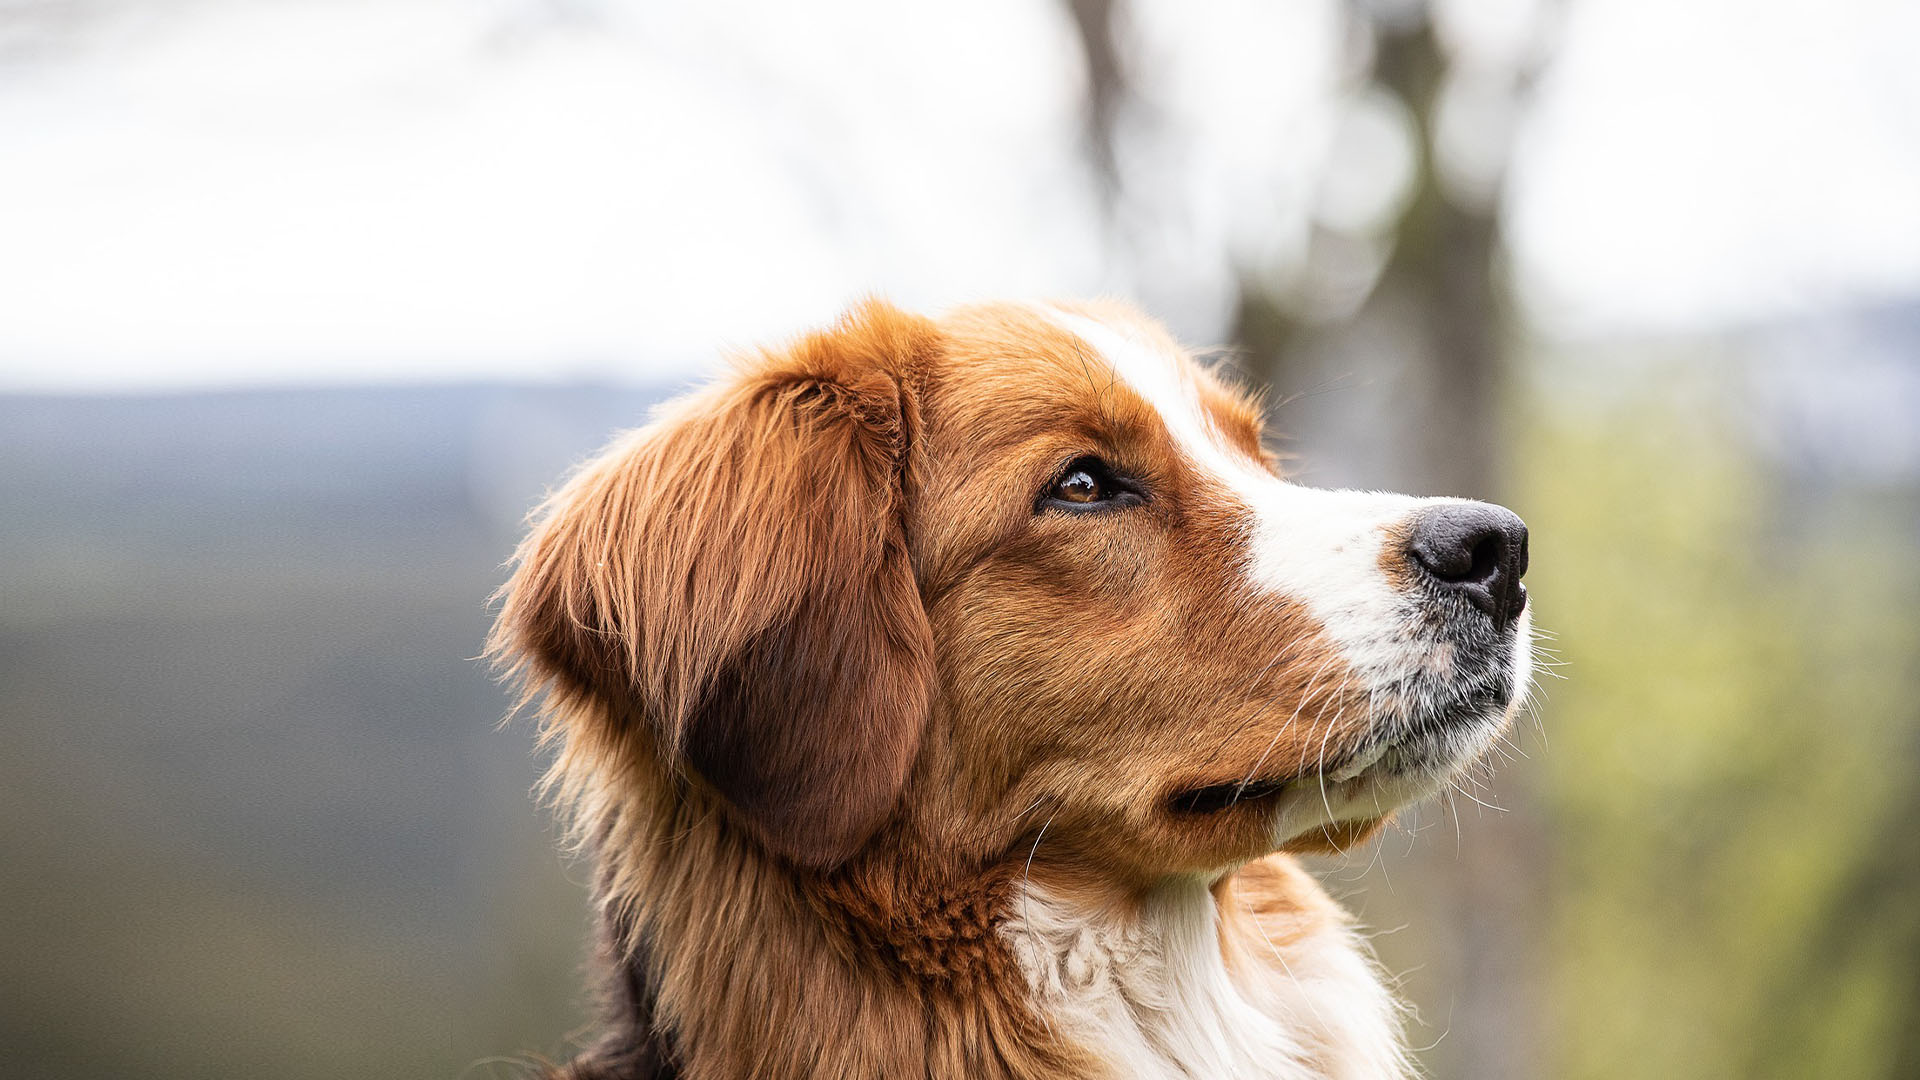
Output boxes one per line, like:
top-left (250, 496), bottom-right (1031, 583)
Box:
top-left (493, 299), bottom-right (1531, 881)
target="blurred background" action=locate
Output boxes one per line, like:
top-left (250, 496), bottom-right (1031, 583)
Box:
top-left (3, 0), bottom-right (1917, 1077)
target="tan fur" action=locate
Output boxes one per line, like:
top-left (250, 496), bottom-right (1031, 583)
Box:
top-left (491, 299), bottom-right (1436, 1078)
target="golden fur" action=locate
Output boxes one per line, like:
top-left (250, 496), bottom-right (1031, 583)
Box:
top-left (490, 299), bottom-right (1518, 1078)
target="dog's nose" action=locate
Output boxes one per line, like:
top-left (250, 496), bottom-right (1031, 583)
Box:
top-left (1407, 502), bottom-right (1530, 626)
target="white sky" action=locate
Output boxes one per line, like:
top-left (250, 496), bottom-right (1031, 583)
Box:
top-left (0, 0), bottom-right (1916, 390)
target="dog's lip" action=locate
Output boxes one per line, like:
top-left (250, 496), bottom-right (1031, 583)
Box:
top-left (1169, 715), bottom-right (1489, 813)
top-left (1166, 742), bottom-right (1396, 814)
top-left (1166, 777), bottom-right (1291, 815)
top-left (1167, 682), bottom-right (1523, 815)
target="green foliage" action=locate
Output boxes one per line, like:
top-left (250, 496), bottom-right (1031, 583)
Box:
top-left (1518, 377), bottom-right (1920, 1080)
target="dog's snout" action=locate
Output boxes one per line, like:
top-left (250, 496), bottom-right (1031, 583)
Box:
top-left (1407, 503), bottom-right (1529, 626)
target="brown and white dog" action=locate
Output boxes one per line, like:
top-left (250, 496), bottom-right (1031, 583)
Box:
top-left (490, 299), bottom-right (1533, 1080)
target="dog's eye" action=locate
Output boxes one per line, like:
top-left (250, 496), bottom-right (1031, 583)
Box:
top-left (1056, 468), bottom-right (1105, 503)
top-left (1038, 456), bottom-right (1145, 513)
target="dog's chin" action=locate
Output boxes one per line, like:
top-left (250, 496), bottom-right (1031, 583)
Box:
top-left (1263, 708), bottom-right (1505, 853)
top-left (1267, 628), bottom-right (1531, 853)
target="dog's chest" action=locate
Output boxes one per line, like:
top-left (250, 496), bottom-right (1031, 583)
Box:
top-left (1000, 880), bottom-right (1407, 1080)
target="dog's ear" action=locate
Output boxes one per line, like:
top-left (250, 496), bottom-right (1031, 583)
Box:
top-left (493, 301), bottom-right (937, 869)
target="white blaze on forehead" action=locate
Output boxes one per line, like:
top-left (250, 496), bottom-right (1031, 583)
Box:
top-left (1045, 307), bottom-right (1436, 675)
top-left (1046, 309), bottom-right (1245, 489)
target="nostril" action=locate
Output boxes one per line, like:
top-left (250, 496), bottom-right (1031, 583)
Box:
top-left (1410, 519), bottom-right (1503, 584)
top-left (1462, 532), bottom-right (1503, 585)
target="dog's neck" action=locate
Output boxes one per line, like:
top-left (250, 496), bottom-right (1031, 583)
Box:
top-left (564, 761), bottom-right (1092, 1079)
top-left (558, 751), bottom-right (1404, 1079)
top-left (1002, 869), bottom-right (1411, 1080)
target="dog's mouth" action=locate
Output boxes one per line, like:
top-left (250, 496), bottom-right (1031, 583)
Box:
top-left (1162, 741), bottom-right (1402, 818)
top-left (1167, 778), bottom-right (1290, 815)
top-left (1162, 600), bottom-right (1535, 851)
top-left (1165, 672), bottom-right (1521, 821)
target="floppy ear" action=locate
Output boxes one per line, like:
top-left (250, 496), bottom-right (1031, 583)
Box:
top-left (492, 302), bottom-right (937, 868)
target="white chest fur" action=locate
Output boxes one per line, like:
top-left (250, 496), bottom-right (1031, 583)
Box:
top-left (1001, 877), bottom-right (1410, 1080)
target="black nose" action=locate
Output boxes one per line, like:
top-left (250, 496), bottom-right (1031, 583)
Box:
top-left (1407, 502), bottom-right (1530, 626)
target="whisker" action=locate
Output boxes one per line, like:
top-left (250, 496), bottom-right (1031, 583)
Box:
top-left (1009, 793), bottom-right (1049, 825)
top-left (1234, 655), bottom-right (1341, 798)
top-left (1201, 641), bottom-right (1321, 780)
top-left (1443, 786), bottom-right (1463, 851)
top-left (1446, 777), bottom-right (1507, 814)
top-left (1018, 806), bottom-right (1060, 1038)
top-left (1312, 685), bottom-right (1354, 855)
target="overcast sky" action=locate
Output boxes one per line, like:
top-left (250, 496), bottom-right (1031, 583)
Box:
top-left (1, 0), bottom-right (1916, 390)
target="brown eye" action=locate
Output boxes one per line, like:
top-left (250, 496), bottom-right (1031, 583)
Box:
top-left (1056, 468), bottom-right (1104, 503)
top-left (1038, 456), bottom-right (1145, 514)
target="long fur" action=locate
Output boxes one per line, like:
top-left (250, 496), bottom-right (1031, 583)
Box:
top-left (490, 298), bottom-right (1525, 1079)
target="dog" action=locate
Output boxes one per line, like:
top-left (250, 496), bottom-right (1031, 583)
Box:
top-left (489, 298), bottom-right (1533, 1080)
